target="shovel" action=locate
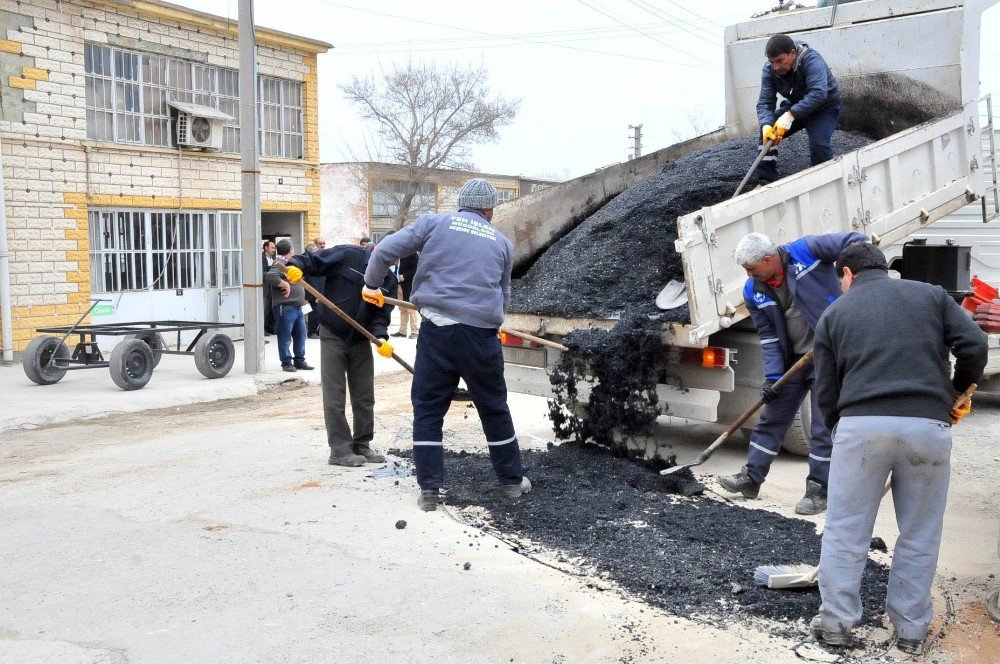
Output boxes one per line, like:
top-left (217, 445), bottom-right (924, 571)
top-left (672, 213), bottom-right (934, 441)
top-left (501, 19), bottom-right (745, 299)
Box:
top-left (733, 139), bottom-right (774, 198)
top-left (273, 263), bottom-right (414, 374)
top-left (379, 293), bottom-right (570, 352)
top-left (661, 350), bottom-right (814, 476)
top-left (656, 280), bottom-right (688, 310)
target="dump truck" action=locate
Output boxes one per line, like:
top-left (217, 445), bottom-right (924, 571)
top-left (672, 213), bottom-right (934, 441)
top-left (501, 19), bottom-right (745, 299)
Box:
top-left (495, 0), bottom-right (1000, 453)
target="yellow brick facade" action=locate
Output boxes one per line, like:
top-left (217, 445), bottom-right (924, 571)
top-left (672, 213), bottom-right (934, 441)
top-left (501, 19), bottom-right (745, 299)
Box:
top-left (0, 0), bottom-right (329, 352)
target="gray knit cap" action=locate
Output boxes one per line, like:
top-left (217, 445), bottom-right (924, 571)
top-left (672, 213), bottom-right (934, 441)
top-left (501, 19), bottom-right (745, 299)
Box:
top-left (457, 178), bottom-right (498, 210)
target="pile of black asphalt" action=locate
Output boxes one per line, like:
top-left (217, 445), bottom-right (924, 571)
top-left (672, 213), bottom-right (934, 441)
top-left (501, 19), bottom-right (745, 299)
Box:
top-left (435, 443), bottom-right (891, 634)
top-left (509, 130), bottom-right (872, 321)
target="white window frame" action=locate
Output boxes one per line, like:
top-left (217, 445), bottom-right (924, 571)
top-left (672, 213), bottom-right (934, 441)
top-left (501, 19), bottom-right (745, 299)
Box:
top-left (89, 209), bottom-right (242, 294)
top-left (84, 43), bottom-right (302, 157)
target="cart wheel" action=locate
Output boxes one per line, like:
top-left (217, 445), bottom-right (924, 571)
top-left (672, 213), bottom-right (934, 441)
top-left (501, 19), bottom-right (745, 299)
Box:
top-left (194, 332), bottom-right (235, 379)
top-left (124, 331), bottom-right (167, 368)
top-left (109, 338), bottom-right (154, 390)
top-left (22, 335), bottom-right (71, 385)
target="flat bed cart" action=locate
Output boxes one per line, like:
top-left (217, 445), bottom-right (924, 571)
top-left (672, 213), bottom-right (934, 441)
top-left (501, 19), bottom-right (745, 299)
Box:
top-left (23, 306), bottom-right (243, 390)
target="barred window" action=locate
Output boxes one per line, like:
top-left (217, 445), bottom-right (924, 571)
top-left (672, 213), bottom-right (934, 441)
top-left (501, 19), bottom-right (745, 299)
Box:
top-left (372, 179), bottom-right (437, 218)
top-left (258, 75), bottom-right (304, 158)
top-left (89, 210), bottom-right (241, 294)
top-left (496, 187), bottom-right (518, 203)
top-left (84, 43), bottom-right (300, 157)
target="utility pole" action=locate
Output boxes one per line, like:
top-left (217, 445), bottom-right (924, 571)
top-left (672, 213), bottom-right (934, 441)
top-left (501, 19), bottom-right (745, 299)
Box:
top-left (239, 0), bottom-right (264, 374)
top-left (628, 124), bottom-right (643, 160)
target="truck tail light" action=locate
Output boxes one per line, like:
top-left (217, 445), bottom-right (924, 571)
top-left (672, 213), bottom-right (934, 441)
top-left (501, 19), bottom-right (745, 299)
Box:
top-left (676, 346), bottom-right (729, 369)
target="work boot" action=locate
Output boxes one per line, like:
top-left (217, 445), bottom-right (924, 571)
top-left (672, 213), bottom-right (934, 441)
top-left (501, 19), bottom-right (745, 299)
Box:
top-left (500, 476), bottom-right (532, 499)
top-left (418, 489), bottom-right (440, 512)
top-left (328, 449), bottom-right (366, 467)
top-left (294, 362), bottom-right (314, 371)
top-left (354, 445), bottom-right (385, 464)
top-left (717, 466), bottom-right (761, 499)
top-left (896, 637), bottom-right (924, 655)
top-left (810, 616), bottom-right (854, 648)
top-left (282, 364), bottom-right (297, 373)
top-left (795, 480), bottom-right (828, 515)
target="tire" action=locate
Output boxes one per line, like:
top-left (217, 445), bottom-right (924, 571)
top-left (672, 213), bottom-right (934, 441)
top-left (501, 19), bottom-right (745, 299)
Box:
top-left (194, 332), bottom-right (235, 379)
top-left (109, 338), bottom-right (155, 390)
top-left (124, 331), bottom-right (167, 368)
top-left (781, 397), bottom-right (812, 457)
top-left (22, 335), bottom-right (71, 385)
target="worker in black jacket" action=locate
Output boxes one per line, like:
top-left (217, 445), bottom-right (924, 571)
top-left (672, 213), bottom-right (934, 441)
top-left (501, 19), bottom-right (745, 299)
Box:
top-left (810, 242), bottom-right (988, 654)
top-left (283, 244), bottom-right (397, 467)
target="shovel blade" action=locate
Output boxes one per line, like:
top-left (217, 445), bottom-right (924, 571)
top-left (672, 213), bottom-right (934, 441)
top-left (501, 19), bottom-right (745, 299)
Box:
top-left (656, 280), bottom-right (688, 310)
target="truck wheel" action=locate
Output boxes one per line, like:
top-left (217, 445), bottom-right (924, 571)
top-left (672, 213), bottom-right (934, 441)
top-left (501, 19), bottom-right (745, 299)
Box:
top-left (194, 332), bottom-right (235, 379)
top-left (109, 338), bottom-right (154, 390)
top-left (23, 335), bottom-right (70, 385)
top-left (124, 331), bottom-right (167, 368)
top-left (781, 399), bottom-right (812, 457)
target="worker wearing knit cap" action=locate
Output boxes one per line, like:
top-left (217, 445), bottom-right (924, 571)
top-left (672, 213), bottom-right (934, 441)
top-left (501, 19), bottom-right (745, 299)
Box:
top-left (361, 178), bottom-right (531, 512)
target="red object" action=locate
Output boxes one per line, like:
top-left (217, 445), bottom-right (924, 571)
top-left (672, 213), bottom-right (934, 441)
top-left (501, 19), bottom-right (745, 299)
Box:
top-left (963, 296), bottom-right (984, 313)
top-left (972, 277), bottom-right (999, 301)
top-left (977, 321), bottom-right (1000, 334)
top-left (975, 302), bottom-right (1000, 314)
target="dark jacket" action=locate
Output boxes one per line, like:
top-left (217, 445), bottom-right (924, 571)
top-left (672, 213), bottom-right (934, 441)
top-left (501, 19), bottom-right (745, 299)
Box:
top-left (289, 244), bottom-right (395, 343)
top-left (398, 253), bottom-right (419, 299)
top-left (756, 41), bottom-right (842, 125)
top-left (744, 232), bottom-right (867, 380)
top-left (264, 258), bottom-right (306, 307)
top-left (813, 270), bottom-right (989, 428)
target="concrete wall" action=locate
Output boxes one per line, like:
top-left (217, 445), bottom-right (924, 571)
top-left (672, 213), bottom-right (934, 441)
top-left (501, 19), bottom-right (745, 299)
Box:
top-left (0, 0), bottom-right (325, 351)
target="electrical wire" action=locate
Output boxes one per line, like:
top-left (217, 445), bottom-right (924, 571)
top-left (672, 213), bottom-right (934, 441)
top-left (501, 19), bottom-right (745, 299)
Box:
top-left (312, 0), bottom-right (719, 68)
top-left (625, 0), bottom-right (719, 45)
top-left (574, 0), bottom-right (708, 61)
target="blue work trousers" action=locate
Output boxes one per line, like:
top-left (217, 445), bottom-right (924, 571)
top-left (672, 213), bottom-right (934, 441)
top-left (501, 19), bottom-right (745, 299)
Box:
top-left (745, 360), bottom-right (832, 487)
top-left (411, 321), bottom-right (523, 491)
top-left (758, 102), bottom-right (843, 183)
top-left (274, 304), bottom-right (307, 367)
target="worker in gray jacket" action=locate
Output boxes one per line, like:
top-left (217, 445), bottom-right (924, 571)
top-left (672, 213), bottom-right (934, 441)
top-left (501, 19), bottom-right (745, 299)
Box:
top-left (811, 242), bottom-right (987, 654)
top-left (362, 178), bottom-right (531, 512)
top-left (362, 178), bottom-right (531, 511)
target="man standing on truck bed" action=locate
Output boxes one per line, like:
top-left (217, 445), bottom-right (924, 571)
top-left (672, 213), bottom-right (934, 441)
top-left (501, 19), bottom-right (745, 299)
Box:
top-left (361, 178), bottom-right (531, 512)
top-left (717, 231), bottom-right (866, 514)
top-left (810, 242), bottom-right (987, 654)
top-left (756, 33), bottom-right (842, 185)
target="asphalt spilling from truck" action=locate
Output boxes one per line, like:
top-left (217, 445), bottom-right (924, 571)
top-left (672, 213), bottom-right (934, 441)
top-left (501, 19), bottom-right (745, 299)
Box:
top-left (428, 443), bottom-right (891, 633)
top-left (510, 130), bottom-right (872, 321)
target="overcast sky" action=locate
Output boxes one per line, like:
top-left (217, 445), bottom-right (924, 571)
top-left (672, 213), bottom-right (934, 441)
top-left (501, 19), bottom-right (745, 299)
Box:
top-left (174, 0), bottom-right (1000, 180)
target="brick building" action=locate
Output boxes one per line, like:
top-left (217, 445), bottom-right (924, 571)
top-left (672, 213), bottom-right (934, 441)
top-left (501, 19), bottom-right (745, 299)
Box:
top-left (320, 162), bottom-right (557, 244)
top-left (0, 0), bottom-right (330, 354)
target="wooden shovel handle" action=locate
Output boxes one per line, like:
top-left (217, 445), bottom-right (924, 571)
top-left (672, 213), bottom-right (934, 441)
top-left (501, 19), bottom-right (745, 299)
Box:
top-left (273, 263), bottom-right (414, 374)
top-left (380, 294), bottom-right (569, 352)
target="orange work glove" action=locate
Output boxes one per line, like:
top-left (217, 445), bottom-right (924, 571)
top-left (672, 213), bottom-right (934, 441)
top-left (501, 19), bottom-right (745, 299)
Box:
top-left (951, 394), bottom-right (972, 425)
top-left (361, 285), bottom-right (384, 307)
top-left (376, 340), bottom-right (394, 358)
top-left (284, 265), bottom-right (303, 284)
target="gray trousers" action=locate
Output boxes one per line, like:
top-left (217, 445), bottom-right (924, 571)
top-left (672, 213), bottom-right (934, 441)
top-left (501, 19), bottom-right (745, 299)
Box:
top-left (320, 326), bottom-right (375, 456)
top-left (818, 415), bottom-right (952, 641)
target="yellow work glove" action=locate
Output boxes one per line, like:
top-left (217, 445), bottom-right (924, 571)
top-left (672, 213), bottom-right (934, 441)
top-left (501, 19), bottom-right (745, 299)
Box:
top-left (950, 394), bottom-right (972, 425)
top-left (284, 265), bottom-right (303, 284)
top-left (361, 285), bottom-right (384, 307)
top-left (761, 124), bottom-right (778, 144)
top-left (775, 111), bottom-right (794, 132)
top-left (376, 340), bottom-right (394, 358)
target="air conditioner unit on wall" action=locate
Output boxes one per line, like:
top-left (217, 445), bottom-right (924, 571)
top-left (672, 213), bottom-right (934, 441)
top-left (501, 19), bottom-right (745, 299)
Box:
top-left (167, 100), bottom-right (234, 152)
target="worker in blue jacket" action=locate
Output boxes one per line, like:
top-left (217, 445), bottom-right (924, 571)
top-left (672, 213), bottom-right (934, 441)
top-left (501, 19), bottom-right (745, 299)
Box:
top-left (717, 231), bottom-right (867, 514)
top-left (756, 34), bottom-right (842, 185)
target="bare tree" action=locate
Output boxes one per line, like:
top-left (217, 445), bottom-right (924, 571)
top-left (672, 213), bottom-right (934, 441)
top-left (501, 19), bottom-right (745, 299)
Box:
top-left (669, 108), bottom-right (717, 143)
top-left (341, 61), bottom-right (521, 229)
